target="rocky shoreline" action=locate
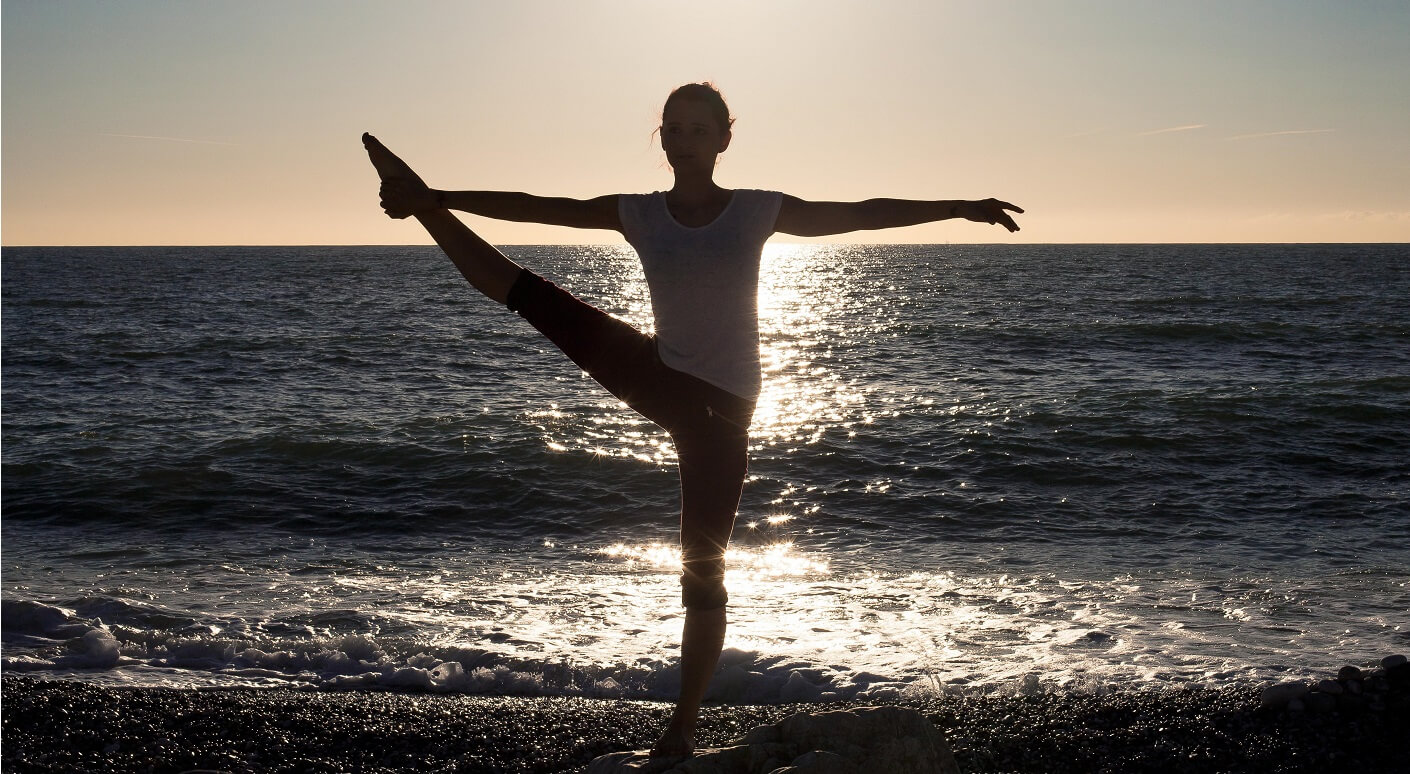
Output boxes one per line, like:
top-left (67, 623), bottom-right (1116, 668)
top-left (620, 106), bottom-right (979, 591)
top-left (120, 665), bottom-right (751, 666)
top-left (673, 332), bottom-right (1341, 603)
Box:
top-left (3, 657), bottom-right (1405, 773)
top-left (1259, 654), bottom-right (1409, 717)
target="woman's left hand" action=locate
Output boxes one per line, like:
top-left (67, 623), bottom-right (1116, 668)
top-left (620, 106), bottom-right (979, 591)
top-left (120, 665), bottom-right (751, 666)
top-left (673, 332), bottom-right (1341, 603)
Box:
top-left (379, 178), bottom-right (438, 219)
top-left (957, 199), bottom-right (1024, 232)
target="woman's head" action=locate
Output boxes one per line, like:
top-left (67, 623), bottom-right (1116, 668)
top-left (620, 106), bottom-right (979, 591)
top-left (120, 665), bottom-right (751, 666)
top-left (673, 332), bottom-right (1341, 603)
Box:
top-left (662, 82), bottom-right (734, 135)
top-left (659, 83), bottom-right (734, 171)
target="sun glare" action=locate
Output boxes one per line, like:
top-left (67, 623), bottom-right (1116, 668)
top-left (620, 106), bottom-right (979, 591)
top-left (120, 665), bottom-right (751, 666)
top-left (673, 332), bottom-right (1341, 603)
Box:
top-left (532, 244), bottom-right (878, 462)
top-left (598, 540), bottom-right (829, 581)
top-left (751, 244), bottom-right (871, 446)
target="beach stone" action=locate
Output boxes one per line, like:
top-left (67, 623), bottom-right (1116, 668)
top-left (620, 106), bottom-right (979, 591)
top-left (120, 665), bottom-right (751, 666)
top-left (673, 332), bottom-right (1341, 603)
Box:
top-left (1388, 664), bottom-right (1410, 691)
top-left (1259, 681), bottom-right (1308, 709)
top-left (1304, 692), bottom-right (1337, 714)
top-left (587, 706), bottom-right (958, 774)
top-left (1381, 654), bottom-right (1407, 670)
top-left (1337, 693), bottom-right (1368, 714)
top-left (770, 749), bottom-right (859, 774)
top-left (1316, 679), bottom-right (1344, 695)
top-left (1337, 665), bottom-right (1363, 682)
top-left (588, 744), bottom-right (795, 774)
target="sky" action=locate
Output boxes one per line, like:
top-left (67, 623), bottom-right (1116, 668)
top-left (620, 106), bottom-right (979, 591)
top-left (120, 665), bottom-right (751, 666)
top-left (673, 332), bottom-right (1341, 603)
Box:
top-left (3, 0), bottom-right (1408, 246)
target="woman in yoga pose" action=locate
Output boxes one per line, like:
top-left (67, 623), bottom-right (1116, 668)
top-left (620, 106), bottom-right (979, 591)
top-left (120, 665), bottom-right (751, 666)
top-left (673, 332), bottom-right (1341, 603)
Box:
top-left (363, 82), bottom-right (1021, 758)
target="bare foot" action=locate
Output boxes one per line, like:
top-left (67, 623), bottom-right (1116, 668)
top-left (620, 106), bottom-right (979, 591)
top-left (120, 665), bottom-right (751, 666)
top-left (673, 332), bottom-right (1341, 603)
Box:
top-left (362, 133), bottom-right (427, 186)
top-left (648, 718), bottom-right (694, 759)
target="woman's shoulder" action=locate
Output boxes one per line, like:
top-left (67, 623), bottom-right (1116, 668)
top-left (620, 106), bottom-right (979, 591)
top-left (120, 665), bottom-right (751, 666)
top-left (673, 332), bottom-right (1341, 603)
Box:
top-left (618, 191), bottom-right (665, 210)
top-left (732, 189), bottom-right (784, 215)
top-left (616, 192), bottom-right (666, 236)
top-left (728, 189), bottom-right (784, 204)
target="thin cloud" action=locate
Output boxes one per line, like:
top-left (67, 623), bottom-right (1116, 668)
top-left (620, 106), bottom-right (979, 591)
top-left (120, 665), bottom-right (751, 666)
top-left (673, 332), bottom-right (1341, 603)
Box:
top-left (97, 132), bottom-right (239, 146)
top-left (1224, 129), bottom-right (1334, 141)
top-left (1316, 209), bottom-right (1410, 223)
top-left (1136, 124), bottom-right (1207, 136)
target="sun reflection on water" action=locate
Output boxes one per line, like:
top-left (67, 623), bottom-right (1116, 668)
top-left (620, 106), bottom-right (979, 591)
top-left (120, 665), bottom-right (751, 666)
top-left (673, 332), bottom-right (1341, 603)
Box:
top-left (599, 540), bottom-right (830, 581)
top-left (315, 543), bottom-right (1342, 698)
top-left (753, 244), bottom-right (874, 448)
top-left (532, 244), bottom-right (882, 461)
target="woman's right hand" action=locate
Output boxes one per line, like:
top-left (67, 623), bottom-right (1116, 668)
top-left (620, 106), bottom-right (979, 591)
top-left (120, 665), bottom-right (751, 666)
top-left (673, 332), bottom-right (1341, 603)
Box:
top-left (379, 178), bottom-right (439, 219)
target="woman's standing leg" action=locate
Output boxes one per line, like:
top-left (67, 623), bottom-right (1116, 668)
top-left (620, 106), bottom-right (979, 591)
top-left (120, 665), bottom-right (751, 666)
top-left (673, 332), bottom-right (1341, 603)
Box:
top-left (652, 416), bottom-right (751, 758)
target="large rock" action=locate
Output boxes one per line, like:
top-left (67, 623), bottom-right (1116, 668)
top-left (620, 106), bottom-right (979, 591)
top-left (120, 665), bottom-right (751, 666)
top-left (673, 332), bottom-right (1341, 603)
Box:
top-left (588, 706), bottom-right (959, 774)
top-left (1258, 681), bottom-right (1308, 710)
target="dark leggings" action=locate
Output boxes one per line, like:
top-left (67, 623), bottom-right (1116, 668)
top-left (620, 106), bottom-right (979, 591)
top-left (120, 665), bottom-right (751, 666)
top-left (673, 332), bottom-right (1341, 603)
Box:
top-left (506, 270), bottom-right (755, 610)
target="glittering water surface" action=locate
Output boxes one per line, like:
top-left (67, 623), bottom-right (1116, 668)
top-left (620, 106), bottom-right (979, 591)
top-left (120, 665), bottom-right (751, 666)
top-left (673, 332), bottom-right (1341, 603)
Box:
top-left (3, 244), bottom-right (1408, 699)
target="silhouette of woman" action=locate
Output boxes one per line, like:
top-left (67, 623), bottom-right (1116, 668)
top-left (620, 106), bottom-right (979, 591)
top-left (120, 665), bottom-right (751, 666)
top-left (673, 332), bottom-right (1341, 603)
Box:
top-left (363, 82), bottom-right (1021, 758)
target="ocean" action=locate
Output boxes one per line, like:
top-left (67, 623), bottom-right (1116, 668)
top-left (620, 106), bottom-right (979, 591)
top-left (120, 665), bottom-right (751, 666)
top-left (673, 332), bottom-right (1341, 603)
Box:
top-left (3, 243), bottom-right (1407, 704)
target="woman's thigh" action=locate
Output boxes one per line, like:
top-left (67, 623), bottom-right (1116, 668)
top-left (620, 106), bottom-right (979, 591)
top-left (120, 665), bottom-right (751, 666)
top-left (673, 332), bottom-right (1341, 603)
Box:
top-left (507, 269), bottom-right (680, 427)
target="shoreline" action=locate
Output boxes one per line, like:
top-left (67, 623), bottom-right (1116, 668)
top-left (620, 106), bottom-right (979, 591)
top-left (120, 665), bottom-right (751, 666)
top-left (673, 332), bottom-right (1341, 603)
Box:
top-left (3, 675), bottom-right (1404, 773)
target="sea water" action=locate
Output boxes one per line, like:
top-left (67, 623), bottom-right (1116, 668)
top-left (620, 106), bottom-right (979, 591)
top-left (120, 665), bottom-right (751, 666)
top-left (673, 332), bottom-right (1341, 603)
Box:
top-left (3, 243), bottom-right (1407, 701)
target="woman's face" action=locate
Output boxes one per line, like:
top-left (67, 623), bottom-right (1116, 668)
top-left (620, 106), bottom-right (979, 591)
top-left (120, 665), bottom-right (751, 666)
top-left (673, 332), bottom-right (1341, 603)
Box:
top-left (660, 98), bottom-right (731, 173)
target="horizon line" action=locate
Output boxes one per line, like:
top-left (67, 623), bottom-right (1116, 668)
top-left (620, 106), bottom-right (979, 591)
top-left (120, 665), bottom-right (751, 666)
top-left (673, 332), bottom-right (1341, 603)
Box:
top-left (6, 240), bottom-right (1408, 249)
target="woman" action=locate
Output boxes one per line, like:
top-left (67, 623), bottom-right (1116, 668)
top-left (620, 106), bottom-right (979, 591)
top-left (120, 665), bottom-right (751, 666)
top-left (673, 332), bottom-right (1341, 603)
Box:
top-left (363, 82), bottom-right (1021, 758)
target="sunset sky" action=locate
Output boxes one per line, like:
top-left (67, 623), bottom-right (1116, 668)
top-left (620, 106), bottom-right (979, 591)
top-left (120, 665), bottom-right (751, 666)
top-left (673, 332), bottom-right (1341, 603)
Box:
top-left (3, 0), bottom-right (1408, 246)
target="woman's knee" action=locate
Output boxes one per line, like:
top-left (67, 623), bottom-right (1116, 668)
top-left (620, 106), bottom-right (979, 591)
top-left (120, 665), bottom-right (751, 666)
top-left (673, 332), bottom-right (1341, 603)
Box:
top-left (680, 567), bottom-right (728, 610)
top-left (679, 542), bottom-right (728, 610)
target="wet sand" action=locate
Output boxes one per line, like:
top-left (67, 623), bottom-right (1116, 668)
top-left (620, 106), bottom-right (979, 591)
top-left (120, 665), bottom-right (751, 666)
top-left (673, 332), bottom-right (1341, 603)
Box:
top-left (2, 676), bottom-right (1403, 773)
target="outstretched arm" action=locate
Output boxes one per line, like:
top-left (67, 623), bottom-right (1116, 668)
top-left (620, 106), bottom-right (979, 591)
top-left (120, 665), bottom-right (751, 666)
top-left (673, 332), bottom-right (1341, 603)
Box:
top-left (381, 179), bottom-right (621, 232)
top-left (774, 195), bottom-right (1023, 237)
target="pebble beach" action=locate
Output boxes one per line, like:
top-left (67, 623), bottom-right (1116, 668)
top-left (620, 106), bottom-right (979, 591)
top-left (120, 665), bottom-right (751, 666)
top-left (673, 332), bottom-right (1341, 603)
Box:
top-left (4, 662), bottom-right (1405, 774)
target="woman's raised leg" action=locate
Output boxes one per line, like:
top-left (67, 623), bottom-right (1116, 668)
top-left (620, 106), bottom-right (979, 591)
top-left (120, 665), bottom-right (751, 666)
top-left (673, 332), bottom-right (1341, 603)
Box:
top-left (363, 133), bottom-right (521, 304)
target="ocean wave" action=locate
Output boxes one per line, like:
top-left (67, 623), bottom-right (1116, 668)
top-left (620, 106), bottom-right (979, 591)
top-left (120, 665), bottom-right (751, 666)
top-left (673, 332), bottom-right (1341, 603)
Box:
top-left (0, 601), bottom-right (1234, 701)
top-left (0, 597), bottom-right (915, 701)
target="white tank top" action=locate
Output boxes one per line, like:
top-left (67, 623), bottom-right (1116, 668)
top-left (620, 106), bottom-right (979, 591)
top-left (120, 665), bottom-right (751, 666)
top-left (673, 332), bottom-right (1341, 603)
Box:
top-left (618, 189), bottom-right (782, 400)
